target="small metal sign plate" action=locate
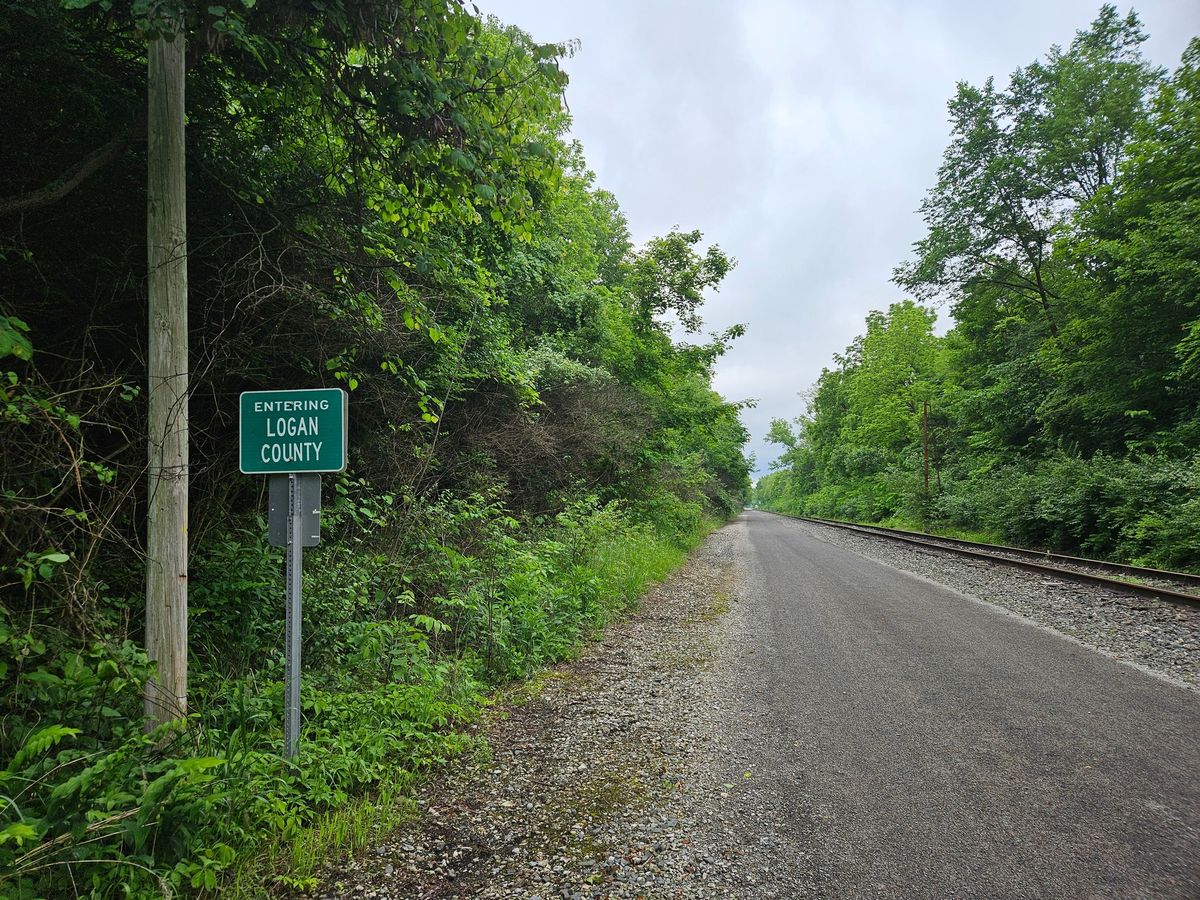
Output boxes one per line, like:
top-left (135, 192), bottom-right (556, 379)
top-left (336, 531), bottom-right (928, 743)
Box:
top-left (268, 474), bottom-right (321, 547)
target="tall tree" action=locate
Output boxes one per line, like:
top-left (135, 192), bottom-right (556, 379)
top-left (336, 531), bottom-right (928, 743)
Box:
top-left (895, 5), bottom-right (1161, 341)
top-left (1045, 37), bottom-right (1200, 446)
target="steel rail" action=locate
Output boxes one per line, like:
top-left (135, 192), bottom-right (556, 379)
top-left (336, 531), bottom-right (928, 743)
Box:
top-left (811, 517), bottom-right (1200, 589)
top-left (773, 513), bottom-right (1200, 609)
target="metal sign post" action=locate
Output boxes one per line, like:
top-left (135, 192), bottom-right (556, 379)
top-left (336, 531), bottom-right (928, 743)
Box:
top-left (268, 473), bottom-right (320, 759)
top-left (285, 473), bottom-right (303, 759)
top-left (241, 388), bottom-right (345, 761)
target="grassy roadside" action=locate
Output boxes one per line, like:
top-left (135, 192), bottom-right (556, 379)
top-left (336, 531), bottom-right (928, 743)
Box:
top-left (0, 501), bottom-right (725, 900)
top-left (223, 514), bottom-right (719, 897)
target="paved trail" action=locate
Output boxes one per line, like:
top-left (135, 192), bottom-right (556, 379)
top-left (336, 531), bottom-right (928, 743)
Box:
top-left (725, 510), bottom-right (1200, 898)
top-left (315, 512), bottom-right (1200, 898)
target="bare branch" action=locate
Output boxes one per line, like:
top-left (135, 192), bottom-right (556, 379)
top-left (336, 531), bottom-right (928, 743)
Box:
top-left (0, 136), bottom-right (131, 218)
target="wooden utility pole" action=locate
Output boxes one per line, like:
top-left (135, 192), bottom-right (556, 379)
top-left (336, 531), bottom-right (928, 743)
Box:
top-left (145, 24), bottom-right (189, 728)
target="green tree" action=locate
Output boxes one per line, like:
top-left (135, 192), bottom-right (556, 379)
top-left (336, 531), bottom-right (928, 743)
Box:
top-left (766, 11), bottom-right (1200, 568)
top-left (1046, 38), bottom-right (1200, 447)
top-left (896, 5), bottom-right (1161, 341)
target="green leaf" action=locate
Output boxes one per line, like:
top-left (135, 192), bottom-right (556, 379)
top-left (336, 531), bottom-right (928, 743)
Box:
top-left (0, 316), bottom-right (33, 361)
top-left (447, 149), bottom-right (475, 173)
top-left (8, 725), bottom-right (81, 772)
top-left (176, 756), bottom-right (225, 775)
top-left (0, 823), bottom-right (38, 847)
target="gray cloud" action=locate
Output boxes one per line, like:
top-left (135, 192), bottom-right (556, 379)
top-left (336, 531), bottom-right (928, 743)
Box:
top-left (480, 0), bottom-right (1200, 475)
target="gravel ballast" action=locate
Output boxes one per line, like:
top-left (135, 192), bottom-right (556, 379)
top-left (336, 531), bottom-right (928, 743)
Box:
top-left (788, 517), bottom-right (1200, 691)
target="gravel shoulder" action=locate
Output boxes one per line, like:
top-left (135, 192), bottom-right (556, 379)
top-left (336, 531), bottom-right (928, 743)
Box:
top-left (308, 519), bottom-right (807, 899)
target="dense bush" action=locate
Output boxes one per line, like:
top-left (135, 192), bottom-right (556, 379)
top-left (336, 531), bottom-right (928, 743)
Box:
top-left (945, 453), bottom-right (1200, 567)
top-left (1, 482), bottom-right (712, 897)
top-left (0, 1), bottom-right (749, 895)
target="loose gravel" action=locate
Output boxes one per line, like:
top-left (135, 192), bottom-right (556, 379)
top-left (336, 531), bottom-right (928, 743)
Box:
top-left (791, 518), bottom-right (1200, 690)
top-left (308, 522), bottom-right (809, 899)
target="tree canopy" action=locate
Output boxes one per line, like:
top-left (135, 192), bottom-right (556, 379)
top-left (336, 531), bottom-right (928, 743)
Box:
top-left (759, 8), bottom-right (1200, 569)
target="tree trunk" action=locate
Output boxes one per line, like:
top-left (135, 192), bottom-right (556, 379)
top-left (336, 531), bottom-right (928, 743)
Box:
top-left (145, 28), bottom-right (189, 729)
top-left (1030, 257), bottom-right (1060, 339)
top-left (922, 400), bottom-right (930, 496)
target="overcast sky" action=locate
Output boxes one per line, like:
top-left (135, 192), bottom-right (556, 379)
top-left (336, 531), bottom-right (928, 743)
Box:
top-left (478, 0), bottom-right (1199, 477)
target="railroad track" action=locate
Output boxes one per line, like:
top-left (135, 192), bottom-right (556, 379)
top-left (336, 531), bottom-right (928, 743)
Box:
top-left (777, 514), bottom-right (1200, 608)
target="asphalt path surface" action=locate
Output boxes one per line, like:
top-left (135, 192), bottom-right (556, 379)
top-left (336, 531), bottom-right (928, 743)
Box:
top-left (731, 510), bottom-right (1200, 898)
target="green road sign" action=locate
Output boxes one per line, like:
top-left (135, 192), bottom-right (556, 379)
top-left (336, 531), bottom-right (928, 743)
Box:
top-left (239, 388), bottom-right (347, 474)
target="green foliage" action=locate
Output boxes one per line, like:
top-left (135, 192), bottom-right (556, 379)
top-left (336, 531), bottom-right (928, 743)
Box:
top-left (0, 316), bottom-right (32, 361)
top-left (935, 452), bottom-right (1200, 567)
top-left (760, 12), bottom-right (1199, 573)
top-left (1, 492), bottom-right (713, 896)
top-left (895, 5), bottom-right (1162, 332)
top-left (627, 229), bottom-right (734, 333)
top-left (0, 1), bottom-right (750, 894)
